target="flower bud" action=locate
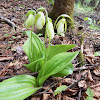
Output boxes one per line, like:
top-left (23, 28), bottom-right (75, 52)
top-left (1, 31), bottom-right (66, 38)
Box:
top-left (35, 11), bottom-right (45, 29)
top-left (56, 18), bottom-right (67, 34)
top-left (25, 14), bottom-right (34, 28)
top-left (46, 18), bottom-right (54, 40)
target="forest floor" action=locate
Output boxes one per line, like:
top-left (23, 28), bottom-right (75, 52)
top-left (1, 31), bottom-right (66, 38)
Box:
top-left (0, 0), bottom-right (100, 100)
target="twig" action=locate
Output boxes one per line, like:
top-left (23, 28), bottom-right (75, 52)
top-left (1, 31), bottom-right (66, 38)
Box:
top-left (68, 72), bottom-right (88, 89)
top-left (0, 57), bottom-right (14, 61)
top-left (73, 64), bottom-right (99, 71)
top-left (0, 15), bottom-right (17, 28)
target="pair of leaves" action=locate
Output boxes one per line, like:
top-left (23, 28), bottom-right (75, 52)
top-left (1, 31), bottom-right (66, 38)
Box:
top-left (0, 75), bottom-right (40, 100)
top-left (37, 51), bottom-right (79, 86)
top-left (86, 87), bottom-right (94, 100)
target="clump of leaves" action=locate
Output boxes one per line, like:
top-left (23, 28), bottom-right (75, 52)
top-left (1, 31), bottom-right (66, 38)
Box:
top-left (86, 87), bottom-right (94, 100)
top-left (84, 17), bottom-right (100, 30)
top-left (0, 7), bottom-right (79, 100)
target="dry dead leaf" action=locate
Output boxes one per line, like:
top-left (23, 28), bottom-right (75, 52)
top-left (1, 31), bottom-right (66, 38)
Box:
top-left (65, 88), bottom-right (78, 96)
top-left (62, 95), bottom-right (76, 100)
top-left (85, 55), bottom-right (95, 64)
top-left (43, 94), bottom-right (50, 100)
top-left (87, 70), bottom-right (93, 82)
top-left (82, 70), bottom-right (93, 82)
top-left (62, 78), bottom-right (76, 85)
top-left (93, 65), bottom-right (100, 76)
top-left (90, 83), bottom-right (100, 99)
top-left (0, 62), bottom-right (14, 77)
top-left (78, 80), bottom-right (87, 88)
top-left (31, 96), bottom-right (41, 100)
top-left (16, 46), bottom-right (24, 55)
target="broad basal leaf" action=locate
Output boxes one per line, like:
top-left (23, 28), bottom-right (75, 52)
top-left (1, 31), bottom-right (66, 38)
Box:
top-left (24, 50), bottom-right (45, 72)
top-left (25, 31), bottom-right (45, 52)
top-left (37, 51), bottom-right (79, 86)
top-left (0, 75), bottom-right (40, 100)
top-left (53, 63), bottom-right (74, 77)
top-left (23, 31), bottom-right (46, 72)
top-left (47, 44), bottom-right (76, 60)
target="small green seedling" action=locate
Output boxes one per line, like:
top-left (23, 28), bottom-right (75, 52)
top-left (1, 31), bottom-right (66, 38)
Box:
top-left (4, 34), bottom-right (9, 37)
top-left (0, 7), bottom-right (79, 100)
top-left (54, 85), bottom-right (67, 96)
top-left (47, 0), bottom-right (54, 5)
top-left (12, 36), bottom-right (16, 39)
top-left (94, 52), bottom-right (100, 56)
top-left (86, 87), bottom-right (94, 100)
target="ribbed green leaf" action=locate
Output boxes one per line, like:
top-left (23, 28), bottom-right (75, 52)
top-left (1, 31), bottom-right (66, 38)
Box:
top-left (47, 44), bottom-right (76, 60)
top-left (25, 31), bottom-right (45, 52)
top-left (24, 50), bottom-right (45, 72)
top-left (23, 31), bottom-right (45, 72)
top-left (53, 63), bottom-right (74, 77)
top-left (0, 75), bottom-right (40, 100)
top-left (37, 51), bottom-right (79, 86)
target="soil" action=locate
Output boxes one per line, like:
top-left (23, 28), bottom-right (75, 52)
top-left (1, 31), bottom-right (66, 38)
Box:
top-left (0, 0), bottom-right (100, 100)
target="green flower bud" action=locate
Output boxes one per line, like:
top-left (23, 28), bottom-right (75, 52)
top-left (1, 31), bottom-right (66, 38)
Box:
top-left (35, 11), bottom-right (45, 29)
top-left (46, 18), bottom-right (54, 40)
top-left (25, 14), bottom-right (35, 28)
top-left (56, 18), bottom-right (67, 34)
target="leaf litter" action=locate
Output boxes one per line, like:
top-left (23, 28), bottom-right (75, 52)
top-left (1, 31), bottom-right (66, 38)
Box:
top-left (0, 0), bottom-right (100, 100)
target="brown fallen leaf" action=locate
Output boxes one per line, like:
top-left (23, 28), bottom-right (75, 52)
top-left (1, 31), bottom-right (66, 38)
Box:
top-left (90, 83), bottom-right (100, 99)
top-left (62, 78), bottom-right (76, 85)
top-left (65, 88), bottom-right (78, 96)
top-left (85, 55), bottom-right (95, 64)
top-left (87, 70), bottom-right (94, 82)
top-left (78, 80), bottom-right (87, 88)
top-left (43, 94), bottom-right (50, 100)
top-left (62, 95), bottom-right (76, 100)
top-left (0, 62), bottom-right (14, 77)
top-left (31, 96), bottom-right (41, 100)
top-left (93, 65), bottom-right (100, 76)
top-left (82, 70), bottom-right (93, 82)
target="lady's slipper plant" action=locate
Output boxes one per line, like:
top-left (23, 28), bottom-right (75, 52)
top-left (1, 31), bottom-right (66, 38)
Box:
top-left (0, 7), bottom-right (79, 100)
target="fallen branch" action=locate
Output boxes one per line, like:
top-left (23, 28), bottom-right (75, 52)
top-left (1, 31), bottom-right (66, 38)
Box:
top-left (0, 57), bottom-right (14, 62)
top-left (73, 64), bottom-right (99, 71)
top-left (0, 15), bottom-right (17, 28)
